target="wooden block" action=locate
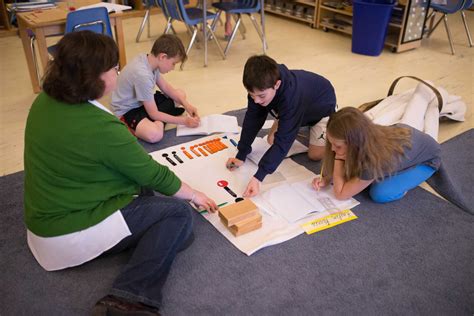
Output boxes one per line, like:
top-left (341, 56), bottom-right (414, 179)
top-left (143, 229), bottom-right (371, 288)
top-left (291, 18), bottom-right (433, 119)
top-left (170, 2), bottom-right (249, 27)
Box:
top-left (229, 219), bottom-right (262, 237)
top-left (218, 199), bottom-right (259, 227)
top-left (221, 211), bottom-right (262, 228)
top-left (234, 212), bottom-right (262, 228)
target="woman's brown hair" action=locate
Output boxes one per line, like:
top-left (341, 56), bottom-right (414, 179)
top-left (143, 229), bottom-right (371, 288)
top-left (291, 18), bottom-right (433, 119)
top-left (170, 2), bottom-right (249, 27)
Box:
top-left (322, 107), bottom-right (412, 182)
top-left (42, 30), bottom-right (118, 104)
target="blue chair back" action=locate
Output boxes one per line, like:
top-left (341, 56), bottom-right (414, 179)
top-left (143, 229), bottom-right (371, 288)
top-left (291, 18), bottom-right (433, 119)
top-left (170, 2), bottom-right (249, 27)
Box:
top-left (149, 0), bottom-right (166, 13)
top-left (65, 7), bottom-right (113, 36)
top-left (462, 0), bottom-right (473, 9)
top-left (162, 0), bottom-right (185, 22)
top-left (241, 0), bottom-right (260, 10)
top-left (431, 0), bottom-right (471, 13)
top-left (155, 0), bottom-right (188, 14)
top-left (156, 0), bottom-right (165, 10)
top-left (213, 0), bottom-right (260, 14)
top-left (163, 0), bottom-right (208, 25)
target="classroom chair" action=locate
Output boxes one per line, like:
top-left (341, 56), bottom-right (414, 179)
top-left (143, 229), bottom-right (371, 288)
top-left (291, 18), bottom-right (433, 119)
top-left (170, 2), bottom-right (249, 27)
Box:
top-left (425, 0), bottom-right (473, 54)
top-left (65, 7), bottom-right (113, 36)
top-left (161, 0), bottom-right (225, 63)
top-left (136, 0), bottom-right (177, 42)
top-left (29, 7), bottom-right (113, 83)
top-left (211, 0), bottom-right (267, 56)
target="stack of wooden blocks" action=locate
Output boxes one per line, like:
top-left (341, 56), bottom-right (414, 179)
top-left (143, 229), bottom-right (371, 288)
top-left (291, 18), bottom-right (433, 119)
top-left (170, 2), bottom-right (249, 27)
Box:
top-left (219, 199), bottom-right (262, 236)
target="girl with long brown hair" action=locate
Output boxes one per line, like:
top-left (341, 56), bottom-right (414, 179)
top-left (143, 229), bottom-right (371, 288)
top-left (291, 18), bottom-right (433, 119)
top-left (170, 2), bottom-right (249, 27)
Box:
top-left (312, 107), bottom-right (441, 202)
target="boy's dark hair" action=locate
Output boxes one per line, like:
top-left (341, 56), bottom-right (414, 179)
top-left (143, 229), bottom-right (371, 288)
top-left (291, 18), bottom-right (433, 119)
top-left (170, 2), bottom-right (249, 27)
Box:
top-left (43, 31), bottom-right (118, 104)
top-left (151, 34), bottom-right (187, 63)
top-left (243, 55), bottom-right (280, 92)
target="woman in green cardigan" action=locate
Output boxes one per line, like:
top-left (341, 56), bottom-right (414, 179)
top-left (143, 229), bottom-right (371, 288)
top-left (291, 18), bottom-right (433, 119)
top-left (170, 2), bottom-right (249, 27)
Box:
top-left (24, 31), bottom-right (217, 315)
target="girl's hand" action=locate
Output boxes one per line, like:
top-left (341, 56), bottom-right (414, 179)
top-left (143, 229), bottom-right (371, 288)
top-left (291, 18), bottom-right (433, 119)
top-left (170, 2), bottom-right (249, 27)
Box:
top-left (312, 176), bottom-right (328, 191)
top-left (192, 190), bottom-right (218, 213)
top-left (335, 154), bottom-right (346, 161)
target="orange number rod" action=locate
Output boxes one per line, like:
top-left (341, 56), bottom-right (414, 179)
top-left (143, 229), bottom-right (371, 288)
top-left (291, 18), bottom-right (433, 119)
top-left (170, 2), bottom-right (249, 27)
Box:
top-left (190, 146), bottom-right (201, 157)
top-left (181, 147), bottom-right (193, 159)
top-left (198, 147), bottom-right (208, 157)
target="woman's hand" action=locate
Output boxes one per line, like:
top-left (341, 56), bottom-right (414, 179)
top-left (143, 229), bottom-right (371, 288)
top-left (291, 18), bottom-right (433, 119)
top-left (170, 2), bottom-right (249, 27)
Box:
top-left (191, 190), bottom-right (218, 213)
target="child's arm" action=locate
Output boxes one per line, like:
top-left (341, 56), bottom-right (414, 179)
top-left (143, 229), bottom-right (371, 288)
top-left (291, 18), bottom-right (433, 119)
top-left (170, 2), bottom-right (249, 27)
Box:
top-left (267, 120), bottom-right (278, 145)
top-left (143, 99), bottom-right (199, 127)
top-left (156, 76), bottom-right (199, 118)
top-left (332, 159), bottom-right (373, 200)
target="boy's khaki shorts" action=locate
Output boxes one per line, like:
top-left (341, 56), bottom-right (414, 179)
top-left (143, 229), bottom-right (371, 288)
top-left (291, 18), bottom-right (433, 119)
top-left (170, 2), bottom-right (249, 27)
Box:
top-left (309, 116), bottom-right (329, 147)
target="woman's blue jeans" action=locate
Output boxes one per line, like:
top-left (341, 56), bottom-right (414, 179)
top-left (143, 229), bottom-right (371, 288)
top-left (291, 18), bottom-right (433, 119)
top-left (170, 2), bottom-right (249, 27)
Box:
top-left (104, 194), bottom-right (194, 309)
top-left (370, 165), bottom-right (436, 203)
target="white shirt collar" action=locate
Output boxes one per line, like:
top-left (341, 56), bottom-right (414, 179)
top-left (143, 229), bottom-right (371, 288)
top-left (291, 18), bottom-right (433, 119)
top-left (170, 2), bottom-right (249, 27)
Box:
top-left (88, 99), bottom-right (113, 115)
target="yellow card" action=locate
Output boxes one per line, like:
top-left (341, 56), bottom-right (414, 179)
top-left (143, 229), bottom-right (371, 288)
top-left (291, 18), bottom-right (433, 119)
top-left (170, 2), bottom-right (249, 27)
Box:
top-left (301, 209), bottom-right (358, 235)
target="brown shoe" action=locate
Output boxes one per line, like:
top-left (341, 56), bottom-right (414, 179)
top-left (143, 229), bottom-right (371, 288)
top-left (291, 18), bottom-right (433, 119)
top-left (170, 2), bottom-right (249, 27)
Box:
top-left (91, 295), bottom-right (160, 316)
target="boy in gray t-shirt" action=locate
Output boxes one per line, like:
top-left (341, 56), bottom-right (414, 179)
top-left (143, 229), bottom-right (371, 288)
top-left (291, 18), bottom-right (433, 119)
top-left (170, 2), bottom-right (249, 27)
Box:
top-left (111, 34), bottom-right (200, 143)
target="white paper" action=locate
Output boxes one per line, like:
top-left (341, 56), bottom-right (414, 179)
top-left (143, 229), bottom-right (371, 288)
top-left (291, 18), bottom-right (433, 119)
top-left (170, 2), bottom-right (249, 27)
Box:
top-left (76, 2), bottom-right (132, 12)
top-left (13, 2), bottom-right (56, 11)
top-left (247, 136), bottom-right (308, 164)
top-left (263, 183), bottom-right (315, 222)
top-left (262, 120), bottom-right (275, 129)
top-left (260, 180), bottom-right (360, 223)
top-left (149, 135), bottom-right (359, 256)
top-left (176, 114), bottom-right (239, 137)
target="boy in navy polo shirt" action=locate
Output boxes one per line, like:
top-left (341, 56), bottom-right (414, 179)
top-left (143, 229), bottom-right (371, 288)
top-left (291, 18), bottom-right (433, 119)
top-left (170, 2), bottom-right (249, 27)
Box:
top-left (226, 55), bottom-right (336, 197)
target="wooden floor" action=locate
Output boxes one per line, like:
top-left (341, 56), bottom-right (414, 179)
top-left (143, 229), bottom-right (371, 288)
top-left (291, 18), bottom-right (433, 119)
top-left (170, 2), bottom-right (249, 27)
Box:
top-left (0, 12), bottom-right (472, 176)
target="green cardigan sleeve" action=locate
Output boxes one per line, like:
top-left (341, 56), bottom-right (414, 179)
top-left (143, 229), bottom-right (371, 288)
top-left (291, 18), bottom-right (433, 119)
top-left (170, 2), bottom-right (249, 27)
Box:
top-left (96, 118), bottom-right (182, 196)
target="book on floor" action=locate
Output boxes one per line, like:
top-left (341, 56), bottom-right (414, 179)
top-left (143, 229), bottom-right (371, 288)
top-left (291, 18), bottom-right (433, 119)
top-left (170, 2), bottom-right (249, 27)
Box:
top-left (177, 114), bottom-right (239, 137)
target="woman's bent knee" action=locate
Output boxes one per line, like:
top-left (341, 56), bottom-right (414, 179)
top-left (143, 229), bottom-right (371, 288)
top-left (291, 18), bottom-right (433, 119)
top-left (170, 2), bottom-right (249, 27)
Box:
top-left (174, 199), bottom-right (194, 225)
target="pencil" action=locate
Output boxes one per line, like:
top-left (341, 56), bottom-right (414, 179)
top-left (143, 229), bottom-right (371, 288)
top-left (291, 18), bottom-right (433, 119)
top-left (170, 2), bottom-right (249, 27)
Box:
top-left (318, 160), bottom-right (324, 192)
top-left (218, 202), bottom-right (228, 208)
top-left (198, 202), bottom-right (228, 214)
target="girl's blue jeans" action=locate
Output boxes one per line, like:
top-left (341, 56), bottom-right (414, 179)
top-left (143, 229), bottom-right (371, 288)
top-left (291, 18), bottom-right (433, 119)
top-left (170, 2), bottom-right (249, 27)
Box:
top-left (369, 165), bottom-right (436, 203)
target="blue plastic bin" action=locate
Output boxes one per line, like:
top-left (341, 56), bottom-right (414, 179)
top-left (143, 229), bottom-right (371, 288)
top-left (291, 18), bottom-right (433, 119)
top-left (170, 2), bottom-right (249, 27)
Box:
top-left (351, 0), bottom-right (395, 56)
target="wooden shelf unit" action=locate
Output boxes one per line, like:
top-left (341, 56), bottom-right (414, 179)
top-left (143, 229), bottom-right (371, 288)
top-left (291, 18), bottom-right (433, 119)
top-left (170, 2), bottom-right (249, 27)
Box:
top-left (1, 0), bottom-right (12, 31)
top-left (264, 0), bottom-right (318, 27)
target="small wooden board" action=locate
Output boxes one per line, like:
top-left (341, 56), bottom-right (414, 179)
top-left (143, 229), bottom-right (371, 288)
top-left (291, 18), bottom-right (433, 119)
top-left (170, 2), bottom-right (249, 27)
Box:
top-left (218, 199), bottom-right (259, 227)
top-left (233, 212), bottom-right (262, 228)
top-left (229, 218), bottom-right (262, 237)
